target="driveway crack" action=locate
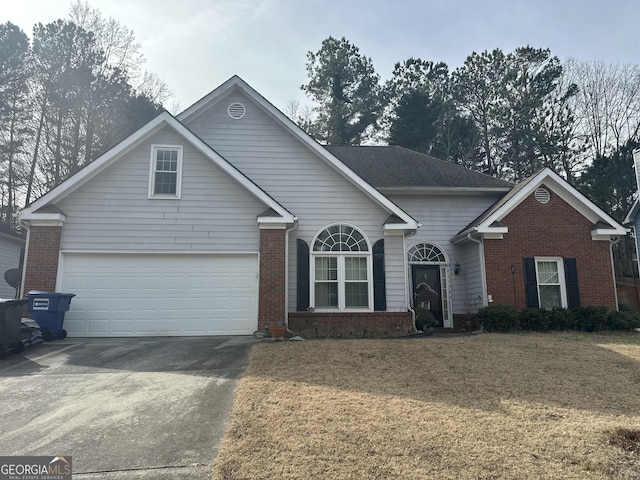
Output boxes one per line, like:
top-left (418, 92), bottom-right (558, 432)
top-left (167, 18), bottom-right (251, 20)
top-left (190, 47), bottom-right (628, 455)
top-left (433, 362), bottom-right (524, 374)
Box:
top-left (74, 463), bottom-right (209, 475)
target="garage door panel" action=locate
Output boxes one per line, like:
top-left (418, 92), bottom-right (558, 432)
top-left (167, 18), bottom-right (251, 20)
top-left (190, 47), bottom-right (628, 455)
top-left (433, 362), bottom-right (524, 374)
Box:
top-left (60, 253), bottom-right (258, 337)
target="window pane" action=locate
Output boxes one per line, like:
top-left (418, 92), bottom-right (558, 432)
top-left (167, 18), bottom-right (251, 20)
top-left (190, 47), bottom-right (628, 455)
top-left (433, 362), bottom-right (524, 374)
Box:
top-left (345, 257), bottom-right (367, 281)
top-left (155, 172), bottom-right (177, 194)
top-left (539, 285), bottom-right (562, 309)
top-left (315, 257), bottom-right (337, 280)
top-left (537, 261), bottom-right (559, 284)
top-left (313, 225), bottom-right (368, 252)
top-left (345, 282), bottom-right (368, 308)
top-left (315, 282), bottom-right (338, 308)
top-left (156, 150), bottom-right (178, 172)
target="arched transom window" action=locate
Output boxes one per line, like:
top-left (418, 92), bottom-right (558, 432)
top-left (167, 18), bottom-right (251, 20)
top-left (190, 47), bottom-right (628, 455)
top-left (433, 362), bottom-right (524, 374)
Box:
top-left (408, 243), bottom-right (446, 263)
top-left (313, 224), bottom-right (369, 252)
top-left (312, 225), bottom-right (372, 310)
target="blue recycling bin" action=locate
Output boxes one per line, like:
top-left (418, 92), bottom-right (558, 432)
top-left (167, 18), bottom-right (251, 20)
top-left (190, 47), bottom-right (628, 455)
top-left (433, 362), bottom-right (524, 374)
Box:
top-left (27, 291), bottom-right (75, 341)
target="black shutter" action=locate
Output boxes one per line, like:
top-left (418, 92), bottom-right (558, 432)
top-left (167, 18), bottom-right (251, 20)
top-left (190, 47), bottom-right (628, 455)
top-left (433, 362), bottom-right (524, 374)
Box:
top-left (564, 258), bottom-right (580, 308)
top-left (296, 239), bottom-right (310, 311)
top-left (373, 239), bottom-right (386, 311)
top-left (523, 258), bottom-right (539, 308)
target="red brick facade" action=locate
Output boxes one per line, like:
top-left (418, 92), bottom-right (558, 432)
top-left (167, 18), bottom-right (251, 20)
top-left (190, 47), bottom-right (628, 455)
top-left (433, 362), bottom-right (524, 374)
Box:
top-left (484, 189), bottom-right (617, 310)
top-left (258, 228), bottom-right (286, 331)
top-left (288, 311), bottom-right (413, 338)
top-left (22, 225), bottom-right (63, 294)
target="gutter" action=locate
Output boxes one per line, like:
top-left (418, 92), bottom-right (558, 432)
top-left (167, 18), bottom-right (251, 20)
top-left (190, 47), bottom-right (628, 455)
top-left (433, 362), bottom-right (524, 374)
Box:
top-left (610, 236), bottom-right (622, 311)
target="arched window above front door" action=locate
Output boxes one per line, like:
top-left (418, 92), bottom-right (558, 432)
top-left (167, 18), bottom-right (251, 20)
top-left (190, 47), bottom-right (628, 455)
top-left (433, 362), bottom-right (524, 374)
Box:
top-left (408, 243), bottom-right (446, 263)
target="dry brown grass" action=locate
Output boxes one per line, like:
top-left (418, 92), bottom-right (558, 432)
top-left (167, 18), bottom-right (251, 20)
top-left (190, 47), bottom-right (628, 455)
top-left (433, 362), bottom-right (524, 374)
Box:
top-left (212, 333), bottom-right (640, 479)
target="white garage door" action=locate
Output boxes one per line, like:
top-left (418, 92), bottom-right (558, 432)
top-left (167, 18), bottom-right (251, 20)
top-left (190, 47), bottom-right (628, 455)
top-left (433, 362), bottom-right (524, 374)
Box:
top-left (59, 253), bottom-right (258, 337)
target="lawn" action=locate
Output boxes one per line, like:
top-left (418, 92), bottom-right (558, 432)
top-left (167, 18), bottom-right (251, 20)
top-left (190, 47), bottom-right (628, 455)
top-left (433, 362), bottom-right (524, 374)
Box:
top-left (211, 333), bottom-right (640, 479)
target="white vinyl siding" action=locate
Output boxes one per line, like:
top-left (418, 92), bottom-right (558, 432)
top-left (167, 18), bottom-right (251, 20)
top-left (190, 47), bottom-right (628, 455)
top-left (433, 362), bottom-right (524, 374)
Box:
top-left (383, 235), bottom-right (409, 311)
top-left (0, 236), bottom-right (23, 298)
top-left (182, 91), bottom-right (400, 311)
top-left (56, 127), bottom-right (266, 252)
top-left (459, 240), bottom-right (485, 312)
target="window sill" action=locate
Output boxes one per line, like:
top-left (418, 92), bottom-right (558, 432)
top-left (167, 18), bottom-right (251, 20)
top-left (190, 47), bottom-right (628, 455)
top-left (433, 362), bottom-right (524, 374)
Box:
top-left (148, 194), bottom-right (181, 200)
top-left (311, 308), bottom-right (373, 314)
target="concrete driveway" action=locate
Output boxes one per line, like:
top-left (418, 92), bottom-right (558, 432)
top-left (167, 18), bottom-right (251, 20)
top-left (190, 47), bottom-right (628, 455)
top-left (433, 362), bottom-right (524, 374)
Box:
top-left (0, 336), bottom-right (255, 479)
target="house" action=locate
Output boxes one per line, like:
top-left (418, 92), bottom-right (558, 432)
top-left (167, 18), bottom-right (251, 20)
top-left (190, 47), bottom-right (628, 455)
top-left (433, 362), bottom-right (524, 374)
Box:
top-left (0, 224), bottom-right (24, 299)
top-left (18, 76), bottom-right (627, 337)
top-left (624, 149), bottom-right (640, 277)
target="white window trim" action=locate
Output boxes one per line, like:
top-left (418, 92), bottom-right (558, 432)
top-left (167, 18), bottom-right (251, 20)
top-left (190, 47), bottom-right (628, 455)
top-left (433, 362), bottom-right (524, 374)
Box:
top-left (311, 252), bottom-right (373, 312)
top-left (309, 224), bottom-right (373, 312)
top-left (534, 256), bottom-right (568, 308)
top-left (148, 145), bottom-right (183, 199)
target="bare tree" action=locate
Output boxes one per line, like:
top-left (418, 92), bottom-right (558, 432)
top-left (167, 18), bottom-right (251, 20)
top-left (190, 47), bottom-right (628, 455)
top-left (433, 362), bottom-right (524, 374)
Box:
top-left (284, 99), bottom-right (315, 133)
top-left (565, 59), bottom-right (640, 159)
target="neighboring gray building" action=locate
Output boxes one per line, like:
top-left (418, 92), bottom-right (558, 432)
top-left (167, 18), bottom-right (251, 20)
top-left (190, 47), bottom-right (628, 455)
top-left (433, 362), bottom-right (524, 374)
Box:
top-left (0, 225), bottom-right (24, 299)
top-left (623, 149), bottom-right (640, 276)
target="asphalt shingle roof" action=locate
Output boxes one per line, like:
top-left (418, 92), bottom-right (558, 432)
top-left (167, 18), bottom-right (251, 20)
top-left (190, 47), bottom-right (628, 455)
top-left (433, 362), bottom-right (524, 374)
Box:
top-left (325, 145), bottom-right (513, 190)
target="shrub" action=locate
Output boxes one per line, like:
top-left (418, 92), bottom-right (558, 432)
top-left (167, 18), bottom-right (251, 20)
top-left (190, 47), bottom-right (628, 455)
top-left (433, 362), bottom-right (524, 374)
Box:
top-left (477, 304), bottom-right (518, 332)
top-left (415, 308), bottom-right (438, 331)
top-left (573, 306), bottom-right (608, 332)
top-left (519, 308), bottom-right (550, 331)
top-left (618, 303), bottom-right (637, 314)
top-left (607, 310), bottom-right (640, 331)
top-left (547, 307), bottom-right (576, 331)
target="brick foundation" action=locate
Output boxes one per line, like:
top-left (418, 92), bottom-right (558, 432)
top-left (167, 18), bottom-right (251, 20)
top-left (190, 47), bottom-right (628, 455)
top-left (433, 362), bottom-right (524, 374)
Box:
top-left (484, 190), bottom-right (617, 310)
top-left (23, 226), bottom-right (62, 294)
top-left (288, 311), bottom-right (413, 338)
top-left (258, 228), bottom-right (286, 331)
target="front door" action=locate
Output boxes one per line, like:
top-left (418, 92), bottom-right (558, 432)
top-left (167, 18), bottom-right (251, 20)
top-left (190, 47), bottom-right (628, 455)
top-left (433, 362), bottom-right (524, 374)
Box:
top-left (412, 264), bottom-right (443, 327)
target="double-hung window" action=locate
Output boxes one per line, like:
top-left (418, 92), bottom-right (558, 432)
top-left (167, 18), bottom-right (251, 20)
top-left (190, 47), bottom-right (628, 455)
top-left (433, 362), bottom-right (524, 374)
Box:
top-left (535, 258), bottom-right (566, 308)
top-left (149, 145), bottom-right (182, 198)
top-left (312, 225), bottom-right (372, 310)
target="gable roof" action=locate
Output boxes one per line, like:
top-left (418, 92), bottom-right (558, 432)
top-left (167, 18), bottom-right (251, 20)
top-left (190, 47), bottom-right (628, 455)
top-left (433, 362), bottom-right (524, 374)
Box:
top-left (20, 111), bottom-right (295, 225)
top-left (624, 198), bottom-right (640, 225)
top-left (326, 145), bottom-right (513, 192)
top-left (178, 76), bottom-right (419, 230)
top-left (451, 168), bottom-right (627, 243)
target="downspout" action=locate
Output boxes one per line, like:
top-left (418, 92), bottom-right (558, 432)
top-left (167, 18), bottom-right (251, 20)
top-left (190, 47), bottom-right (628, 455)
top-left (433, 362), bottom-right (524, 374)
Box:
top-left (284, 220), bottom-right (298, 326)
top-left (610, 235), bottom-right (622, 311)
top-left (633, 224), bottom-right (640, 285)
top-left (467, 232), bottom-right (488, 307)
top-left (19, 223), bottom-right (30, 298)
top-left (404, 229), bottom-right (417, 331)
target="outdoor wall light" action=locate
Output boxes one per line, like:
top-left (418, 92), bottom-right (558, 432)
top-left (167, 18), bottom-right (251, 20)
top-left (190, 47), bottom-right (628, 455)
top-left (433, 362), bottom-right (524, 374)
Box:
top-left (454, 262), bottom-right (460, 275)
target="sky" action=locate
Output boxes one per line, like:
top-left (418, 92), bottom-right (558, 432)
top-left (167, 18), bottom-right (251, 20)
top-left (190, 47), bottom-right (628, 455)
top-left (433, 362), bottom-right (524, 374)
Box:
top-left (2, 0), bottom-right (639, 113)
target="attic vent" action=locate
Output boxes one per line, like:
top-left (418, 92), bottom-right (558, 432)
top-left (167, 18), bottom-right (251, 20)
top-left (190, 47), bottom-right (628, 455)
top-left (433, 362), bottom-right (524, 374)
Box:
top-left (534, 187), bottom-right (550, 204)
top-left (227, 102), bottom-right (246, 120)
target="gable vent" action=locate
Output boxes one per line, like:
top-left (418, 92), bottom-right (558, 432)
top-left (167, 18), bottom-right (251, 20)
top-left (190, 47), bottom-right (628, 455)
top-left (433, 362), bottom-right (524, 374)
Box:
top-left (227, 102), bottom-right (246, 120)
top-left (534, 187), bottom-right (550, 204)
